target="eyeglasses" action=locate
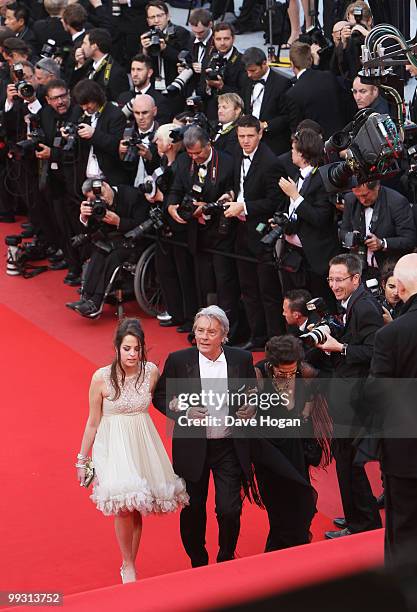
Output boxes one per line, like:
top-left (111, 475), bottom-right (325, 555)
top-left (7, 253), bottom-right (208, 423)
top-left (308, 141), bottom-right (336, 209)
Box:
top-left (147, 12), bottom-right (166, 19)
top-left (327, 274), bottom-right (353, 285)
top-left (47, 92), bottom-right (69, 101)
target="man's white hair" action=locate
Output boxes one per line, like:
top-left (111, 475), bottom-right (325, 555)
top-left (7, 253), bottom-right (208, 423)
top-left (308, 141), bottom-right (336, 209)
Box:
top-left (193, 306), bottom-right (229, 342)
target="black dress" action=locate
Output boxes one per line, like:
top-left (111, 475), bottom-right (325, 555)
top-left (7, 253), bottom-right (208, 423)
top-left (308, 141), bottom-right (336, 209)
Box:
top-left (251, 360), bottom-right (319, 552)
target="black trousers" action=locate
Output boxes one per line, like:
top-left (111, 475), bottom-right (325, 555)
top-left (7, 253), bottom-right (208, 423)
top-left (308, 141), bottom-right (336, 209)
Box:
top-left (155, 239), bottom-right (198, 324)
top-left (384, 473), bottom-right (417, 565)
top-left (333, 438), bottom-right (382, 533)
top-left (180, 438), bottom-right (243, 567)
top-left (83, 245), bottom-right (133, 305)
top-left (237, 258), bottom-right (285, 344)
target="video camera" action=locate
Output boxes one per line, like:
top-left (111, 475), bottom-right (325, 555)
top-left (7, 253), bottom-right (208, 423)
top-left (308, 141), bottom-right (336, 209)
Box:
top-left (300, 297), bottom-right (344, 347)
top-left (12, 62), bottom-right (35, 100)
top-left (256, 211), bottom-right (290, 247)
top-left (205, 52), bottom-right (228, 81)
top-left (320, 110), bottom-right (402, 192)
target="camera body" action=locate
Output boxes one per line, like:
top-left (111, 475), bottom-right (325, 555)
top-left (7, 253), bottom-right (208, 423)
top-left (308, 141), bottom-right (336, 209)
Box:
top-left (205, 52), bottom-right (228, 81)
top-left (61, 114), bottom-right (91, 151)
top-left (169, 97), bottom-right (212, 142)
top-left (144, 27), bottom-right (165, 56)
top-left (177, 193), bottom-right (195, 221)
top-left (300, 297), bottom-right (344, 347)
top-left (13, 63), bottom-right (35, 100)
top-left (125, 205), bottom-right (165, 241)
top-left (122, 125), bottom-right (146, 163)
top-left (342, 230), bottom-right (368, 264)
top-left (202, 201), bottom-right (232, 235)
top-left (11, 114), bottom-right (45, 160)
top-left (256, 211), bottom-right (290, 247)
top-left (89, 179), bottom-right (108, 220)
top-left (352, 7), bottom-right (363, 24)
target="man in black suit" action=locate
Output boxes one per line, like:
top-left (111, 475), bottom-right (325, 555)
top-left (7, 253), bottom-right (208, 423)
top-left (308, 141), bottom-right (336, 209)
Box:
top-left (351, 75), bottom-right (390, 115)
top-left (317, 253), bottom-right (384, 538)
top-left (4, 3), bottom-right (37, 53)
top-left (198, 22), bottom-right (246, 121)
top-left (117, 53), bottom-right (172, 124)
top-left (212, 92), bottom-right (242, 157)
top-left (153, 305), bottom-right (257, 566)
top-left (241, 47), bottom-right (291, 155)
top-left (368, 253), bottom-right (417, 562)
top-left (286, 42), bottom-right (349, 140)
top-left (72, 79), bottom-right (128, 186)
top-left (71, 28), bottom-right (129, 102)
top-left (166, 126), bottom-right (239, 337)
top-left (140, 0), bottom-right (192, 90)
top-left (341, 182), bottom-right (416, 278)
top-left (32, 0), bottom-right (71, 56)
top-left (67, 179), bottom-right (150, 317)
top-left (223, 114), bottom-right (286, 350)
top-left (278, 128), bottom-right (340, 308)
top-left (186, 9), bottom-right (214, 96)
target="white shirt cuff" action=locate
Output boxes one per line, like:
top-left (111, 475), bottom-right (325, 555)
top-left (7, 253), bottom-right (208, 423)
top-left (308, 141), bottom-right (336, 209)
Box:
top-left (4, 99), bottom-right (13, 112)
top-left (292, 195), bottom-right (304, 209)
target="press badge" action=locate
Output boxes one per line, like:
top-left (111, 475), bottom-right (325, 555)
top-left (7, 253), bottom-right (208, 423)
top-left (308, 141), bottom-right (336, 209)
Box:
top-left (154, 76), bottom-right (166, 91)
top-left (192, 184), bottom-right (202, 194)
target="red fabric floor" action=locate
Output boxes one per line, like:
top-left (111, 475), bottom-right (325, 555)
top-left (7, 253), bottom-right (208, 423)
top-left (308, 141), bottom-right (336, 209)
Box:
top-left (0, 219), bottom-right (384, 601)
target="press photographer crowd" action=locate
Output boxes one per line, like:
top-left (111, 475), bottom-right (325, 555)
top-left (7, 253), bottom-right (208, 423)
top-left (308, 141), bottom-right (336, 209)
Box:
top-left (2, 0), bottom-right (417, 569)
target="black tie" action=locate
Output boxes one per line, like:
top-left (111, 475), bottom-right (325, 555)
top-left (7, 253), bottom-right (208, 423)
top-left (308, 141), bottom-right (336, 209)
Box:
top-left (253, 78), bottom-right (266, 86)
top-left (338, 304), bottom-right (346, 315)
top-left (139, 131), bottom-right (152, 138)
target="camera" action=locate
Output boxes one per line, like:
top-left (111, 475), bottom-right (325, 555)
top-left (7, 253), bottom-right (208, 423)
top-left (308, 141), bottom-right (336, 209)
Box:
top-left (12, 62), bottom-right (35, 100)
top-left (121, 125), bottom-right (146, 163)
top-left (352, 7), bottom-right (363, 24)
top-left (202, 201), bottom-right (232, 235)
top-left (320, 110), bottom-right (402, 192)
top-left (164, 50), bottom-right (194, 95)
top-left (138, 165), bottom-right (172, 199)
top-left (300, 297), bottom-right (344, 347)
top-left (125, 206), bottom-right (166, 240)
top-left (88, 179), bottom-right (108, 220)
top-left (342, 230), bottom-right (368, 264)
top-left (144, 27), bottom-right (165, 56)
top-left (11, 114), bottom-right (45, 160)
top-left (177, 193), bottom-right (196, 221)
top-left (205, 52), bottom-right (228, 81)
top-left (256, 211), bottom-right (290, 247)
top-left (61, 114), bottom-right (90, 151)
top-left (298, 26), bottom-right (333, 58)
top-left (169, 97), bottom-right (213, 142)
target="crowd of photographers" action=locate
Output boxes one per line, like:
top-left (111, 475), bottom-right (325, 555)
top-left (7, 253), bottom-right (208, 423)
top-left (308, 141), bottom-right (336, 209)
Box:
top-left (1, 0), bottom-right (417, 560)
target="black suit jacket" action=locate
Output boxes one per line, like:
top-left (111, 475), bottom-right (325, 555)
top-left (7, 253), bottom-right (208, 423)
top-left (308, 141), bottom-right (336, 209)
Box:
top-left (284, 168), bottom-right (341, 275)
top-left (153, 346), bottom-right (256, 482)
top-left (233, 142), bottom-right (285, 258)
top-left (243, 68), bottom-right (291, 155)
top-left (368, 293), bottom-right (417, 477)
top-left (70, 56), bottom-right (129, 102)
top-left (145, 23), bottom-right (192, 87)
top-left (33, 16), bottom-right (72, 55)
top-left (213, 125), bottom-right (238, 157)
top-left (285, 68), bottom-right (348, 140)
top-left (341, 186), bottom-right (417, 268)
top-left (200, 47), bottom-right (247, 120)
top-left (117, 87), bottom-right (173, 124)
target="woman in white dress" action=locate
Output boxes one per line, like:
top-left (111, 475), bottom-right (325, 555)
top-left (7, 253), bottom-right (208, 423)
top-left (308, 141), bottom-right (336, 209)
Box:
top-left (76, 318), bottom-right (189, 583)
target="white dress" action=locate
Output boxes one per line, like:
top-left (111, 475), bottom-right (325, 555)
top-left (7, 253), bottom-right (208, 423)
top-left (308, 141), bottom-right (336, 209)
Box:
top-left (91, 362), bottom-right (189, 516)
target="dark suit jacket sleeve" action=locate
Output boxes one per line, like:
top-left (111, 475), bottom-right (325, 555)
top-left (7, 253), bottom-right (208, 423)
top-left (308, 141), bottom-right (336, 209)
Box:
top-left (340, 198), bottom-right (354, 241)
top-left (370, 325), bottom-right (394, 377)
top-left (91, 108), bottom-right (126, 156)
top-left (108, 66), bottom-right (130, 102)
top-left (384, 197), bottom-right (416, 252)
top-left (295, 179), bottom-right (335, 228)
top-left (285, 88), bottom-right (302, 136)
top-left (245, 159), bottom-right (284, 217)
top-left (115, 186), bottom-right (150, 233)
top-left (153, 354), bottom-right (185, 423)
top-left (264, 83), bottom-right (290, 135)
top-left (346, 299), bottom-right (383, 366)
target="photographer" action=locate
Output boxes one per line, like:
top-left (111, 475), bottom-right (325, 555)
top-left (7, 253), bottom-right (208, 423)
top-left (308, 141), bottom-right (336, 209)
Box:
top-left (71, 28), bottom-right (129, 102)
top-left (4, 3), bottom-right (37, 54)
top-left (318, 253), bottom-right (383, 539)
top-left (199, 22), bottom-right (246, 122)
top-left (212, 92), bottom-right (243, 157)
top-left (118, 94), bottom-right (159, 187)
top-left (379, 262), bottom-right (402, 323)
top-left (32, 0), bottom-right (71, 57)
top-left (340, 181), bottom-right (416, 280)
top-left (187, 9), bottom-right (213, 93)
top-left (166, 125), bottom-right (239, 336)
top-left (36, 79), bottom-right (86, 286)
top-left (140, 1), bottom-right (191, 91)
top-left (67, 179), bottom-right (150, 318)
top-left (278, 128), bottom-right (340, 308)
top-left (72, 79), bottom-right (128, 186)
top-left (146, 123), bottom-right (198, 331)
top-left (117, 54), bottom-right (172, 125)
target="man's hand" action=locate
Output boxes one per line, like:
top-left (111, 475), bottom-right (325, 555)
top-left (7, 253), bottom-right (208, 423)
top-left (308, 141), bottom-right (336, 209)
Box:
top-left (317, 334), bottom-right (343, 353)
top-left (6, 83), bottom-right (18, 104)
top-left (223, 202), bottom-right (244, 218)
top-left (140, 32), bottom-right (151, 52)
top-left (187, 406), bottom-right (208, 422)
top-left (35, 143), bottom-right (51, 160)
top-left (364, 233), bottom-right (383, 252)
top-left (192, 62), bottom-right (202, 74)
top-left (74, 47), bottom-right (86, 68)
top-left (341, 25), bottom-right (352, 48)
top-left (279, 176), bottom-right (299, 200)
top-left (77, 123), bottom-right (94, 139)
top-left (193, 201), bottom-right (206, 217)
top-left (80, 200), bottom-right (93, 223)
top-left (351, 24), bottom-right (369, 38)
top-left (88, 0), bottom-right (103, 7)
top-left (382, 306), bottom-right (393, 325)
top-left (310, 43), bottom-right (321, 65)
top-left (145, 187), bottom-right (164, 203)
top-left (206, 76), bottom-right (224, 90)
top-left (137, 143), bottom-right (152, 160)
top-left (168, 204), bottom-right (187, 224)
top-left (102, 210), bottom-right (120, 226)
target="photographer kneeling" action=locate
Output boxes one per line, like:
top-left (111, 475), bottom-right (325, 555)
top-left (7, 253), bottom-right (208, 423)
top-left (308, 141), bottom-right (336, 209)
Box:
top-left (66, 179), bottom-right (149, 318)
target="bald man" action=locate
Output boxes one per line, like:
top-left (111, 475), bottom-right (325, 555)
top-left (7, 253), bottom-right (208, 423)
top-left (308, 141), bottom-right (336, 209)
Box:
top-left (118, 93), bottom-right (159, 187)
top-left (369, 253), bottom-right (417, 563)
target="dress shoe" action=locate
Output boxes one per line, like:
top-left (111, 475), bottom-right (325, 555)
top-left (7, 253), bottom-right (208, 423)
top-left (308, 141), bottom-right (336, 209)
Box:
top-left (66, 299), bottom-right (85, 310)
top-left (74, 299), bottom-right (101, 318)
top-left (0, 214), bottom-right (16, 223)
top-left (324, 528), bottom-right (352, 539)
top-left (49, 259), bottom-right (68, 271)
top-left (21, 222), bottom-right (34, 231)
top-left (238, 340), bottom-right (265, 352)
top-left (333, 517), bottom-right (347, 528)
top-left (64, 272), bottom-right (82, 286)
top-left (160, 319), bottom-right (183, 328)
top-left (20, 228), bottom-right (34, 238)
top-left (177, 323), bottom-right (193, 333)
top-left (48, 251), bottom-right (65, 263)
top-left (157, 311), bottom-right (172, 322)
top-left (376, 493), bottom-right (385, 509)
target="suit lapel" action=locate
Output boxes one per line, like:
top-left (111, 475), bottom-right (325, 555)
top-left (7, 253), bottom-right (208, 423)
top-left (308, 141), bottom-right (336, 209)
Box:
top-left (259, 71), bottom-right (273, 117)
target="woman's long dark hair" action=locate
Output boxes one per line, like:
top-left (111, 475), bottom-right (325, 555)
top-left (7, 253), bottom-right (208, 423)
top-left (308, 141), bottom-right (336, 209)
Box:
top-left (109, 318), bottom-right (147, 400)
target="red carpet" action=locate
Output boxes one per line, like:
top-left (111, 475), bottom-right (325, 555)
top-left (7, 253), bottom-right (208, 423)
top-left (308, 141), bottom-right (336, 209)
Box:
top-left (0, 220), bottom-right (384, 600)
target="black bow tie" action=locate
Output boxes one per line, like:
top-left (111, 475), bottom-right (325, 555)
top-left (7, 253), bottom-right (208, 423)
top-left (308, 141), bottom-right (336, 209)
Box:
top-left (243, 155), bottom-right (251, 161)
top-left (253, 78), bottom-right (266, 86)
top-left (139, 131), bottom-right (152, 137)
top-left (338, 304), bottom-right (347, 314)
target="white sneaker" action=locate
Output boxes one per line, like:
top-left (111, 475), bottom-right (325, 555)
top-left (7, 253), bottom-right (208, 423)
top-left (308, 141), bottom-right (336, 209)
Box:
top-left (156, 311), bottom-right (172, 322)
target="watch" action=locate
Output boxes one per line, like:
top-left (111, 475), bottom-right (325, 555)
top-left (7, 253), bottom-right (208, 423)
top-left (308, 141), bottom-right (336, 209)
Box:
top-left (341, 344), bottom-right (348, 356)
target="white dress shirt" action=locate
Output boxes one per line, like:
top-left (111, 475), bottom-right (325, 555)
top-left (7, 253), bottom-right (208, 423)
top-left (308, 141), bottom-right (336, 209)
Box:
top-left (199, 350), bottom-right (230, 439)
top-left (86, 112), bottom-right (104, 178)
top-left (236, 147), bottom-right (259, 218)
top-left (90, 54), bottom-right (108, 78)
top-left (285, 164), bottom-right (314, 248)
top-left (194, 30), bottom-right (212, 63)
top-left (133, 122), bottom-right (155, 187)
top-left (364, 205), bottom-right (378, 268)
top-left (251, 67), bottom-right (270, 119)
